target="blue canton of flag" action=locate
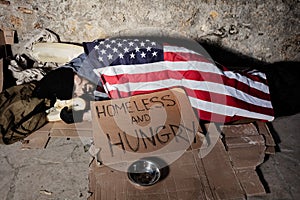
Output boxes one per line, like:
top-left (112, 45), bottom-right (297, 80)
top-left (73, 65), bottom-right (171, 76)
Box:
top-left (83, 38), bottom-right (164, 68)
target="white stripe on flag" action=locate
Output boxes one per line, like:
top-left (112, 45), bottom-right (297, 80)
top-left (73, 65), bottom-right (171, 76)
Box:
top-left (188, 96), bottom-right (274, 121)
top-left (104, 78), bottom-right (273, 108)
top-left (223, 71), bottom-right (269, 94)
top-left (163, 45), bottom-right (202, 55)
top-left (95, 61), bottom-right (270, 94)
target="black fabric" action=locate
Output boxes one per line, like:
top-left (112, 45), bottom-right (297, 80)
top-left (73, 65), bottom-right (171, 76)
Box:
top-left (260, 62), bottom-right (300, 117)
top-left (33, 67), bottom-right (75, 103)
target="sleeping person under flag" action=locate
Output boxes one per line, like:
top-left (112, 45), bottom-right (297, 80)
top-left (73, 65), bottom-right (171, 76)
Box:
top-left (34, 36), bottom-right (300, 124)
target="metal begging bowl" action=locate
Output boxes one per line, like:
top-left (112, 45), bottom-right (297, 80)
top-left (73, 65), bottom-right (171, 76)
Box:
top-left (127, 158), bottom-right (161, 186)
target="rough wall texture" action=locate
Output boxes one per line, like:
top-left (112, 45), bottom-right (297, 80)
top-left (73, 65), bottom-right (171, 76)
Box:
top-left (0, 0), bottom-right (299, 62)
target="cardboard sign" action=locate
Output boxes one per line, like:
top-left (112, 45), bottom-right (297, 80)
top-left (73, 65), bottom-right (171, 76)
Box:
top-left (91, 88), bottom-right (203, 165)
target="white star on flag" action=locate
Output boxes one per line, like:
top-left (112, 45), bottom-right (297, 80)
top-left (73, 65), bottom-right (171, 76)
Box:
top-left (100, 49), bottom-right (106, 54)
top-left (113, 47), bottom-right (118, 53)
top-left (107, 54), bottom-right (113, 60)
top-left (128, 42), bottom-right (134, 46)
top-left (130, 52), bottom-right (135, 59)
top-left (140, 51), bottom-right (146, 58)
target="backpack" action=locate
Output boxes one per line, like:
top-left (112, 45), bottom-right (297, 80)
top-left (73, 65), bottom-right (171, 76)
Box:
top-left (0, 82), bottom-right (51, 144)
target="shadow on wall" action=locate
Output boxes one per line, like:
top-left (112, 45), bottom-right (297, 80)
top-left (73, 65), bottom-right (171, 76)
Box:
top-left (197, 39), bottom-right (267, 70)
top-left (198, 39), bottom-right (300, 73)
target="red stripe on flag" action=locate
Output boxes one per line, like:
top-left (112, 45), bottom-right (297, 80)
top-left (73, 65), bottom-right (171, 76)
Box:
top-left (164, 52), bottom-right (212, 63)
top-left (101, 69), bottom-right (271, 101)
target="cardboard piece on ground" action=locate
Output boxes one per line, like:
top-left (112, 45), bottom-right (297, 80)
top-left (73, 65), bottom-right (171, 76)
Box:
top-left (89, 122), bottom-right (271, 199)
top-left (227, 145), bottom-right (266, 170)
top-left (221, 123), bottom-right (259, 137)
top-left (0, 29), bottom-right (15, 45)
top-left (220, 123), bottom-right (268, 196)
top-left (200, 138), bottom-right (245, 200)
top-left (89, 88), bottom-right (271, 199)
top-left (255, 121), bottom-right (276, 154)
top-left (21, 121), bottom-right (92, 149)
top-left (224, 133), bottom-right (266, 170)
top-left (50, 121), bottom-right (92, 138)
top-left (225, 135), bottom-right (265, 149)
top-left (236, 170), bottom-right (266, 197)
top-left (21, 122), bottom-right (54, 149)
top-left (89, 149), bottom-right (216, 200)
top-left (265, 146), bottom-right (276, 154)
top-left (91, 88), bottom-right (203, 165)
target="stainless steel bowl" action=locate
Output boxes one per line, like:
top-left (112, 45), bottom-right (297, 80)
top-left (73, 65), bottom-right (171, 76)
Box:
top-left (127, 159), bottom-right (161, 186)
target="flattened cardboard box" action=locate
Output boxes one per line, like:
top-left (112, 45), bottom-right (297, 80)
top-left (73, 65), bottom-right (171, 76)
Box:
top-left (22, 121), bottom-right (93, 149)
top-left (88, 138), bottom-right (252, 200)
top-left (89, 88), bottom-right (270, 199)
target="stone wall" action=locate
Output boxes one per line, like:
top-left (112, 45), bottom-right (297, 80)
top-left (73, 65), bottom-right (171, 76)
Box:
top-left (0, 0), bottom-right (299, 62)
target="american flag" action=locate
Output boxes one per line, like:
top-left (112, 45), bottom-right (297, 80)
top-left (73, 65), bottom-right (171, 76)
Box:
top-left (84, 37), bottom-right (274, 123)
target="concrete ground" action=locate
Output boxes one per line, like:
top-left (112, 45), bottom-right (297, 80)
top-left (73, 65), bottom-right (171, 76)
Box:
top-left (0, 113), bottom-right (299, 200)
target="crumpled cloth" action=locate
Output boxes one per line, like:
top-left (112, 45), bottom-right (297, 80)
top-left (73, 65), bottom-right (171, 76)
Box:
top-left (8, 29), bottom-right (61, 85)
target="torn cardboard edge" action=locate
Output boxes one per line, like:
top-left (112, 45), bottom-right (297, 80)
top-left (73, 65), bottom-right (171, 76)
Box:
top-left (220, 122), bottom-right (276, 155)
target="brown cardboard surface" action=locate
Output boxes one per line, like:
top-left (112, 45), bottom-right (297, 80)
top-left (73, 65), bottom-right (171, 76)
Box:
top-left (224, 135), bottom-right (265, 149)
top-left (227, 145), bottom-right (266, 170)
top-left (221, 123), bottom-right (259, 137)
top-left (88, 88), bottom-right (271, 199)
top-left (50, 121), bottom-right (92, 138)
top-left (21, 130), bottom-right (50, 149)
top-left (215, 122), bottom-right (268, 196)
top-left (88, 140), bottom-right (255, 200)
top-left (236, 170), bottom-right (266, 197)
top-left (200, 138), bottom-right (245, 200)
top-left (224, 133), bottom-right (266, 170)
top-left (89, 150), bottom-right (213, 200)
top-left (21, 122), bottom-right (54, 149)
top-left (0, 29), bottom-right (14, 45)
top-left (265, 146), bottom-right (276, 154)
top-left (91, 88), bottom-right (203, 165)
top-left (88, 122), bottom-right (272, 200)
top-left (256, 121), bottom-right (276, 147)
top-left (21, 121), bottom-right (92, 149)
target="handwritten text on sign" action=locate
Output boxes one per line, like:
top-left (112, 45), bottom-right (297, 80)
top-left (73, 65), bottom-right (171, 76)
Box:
top-left (91, 88), bottom-right (202, 164)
